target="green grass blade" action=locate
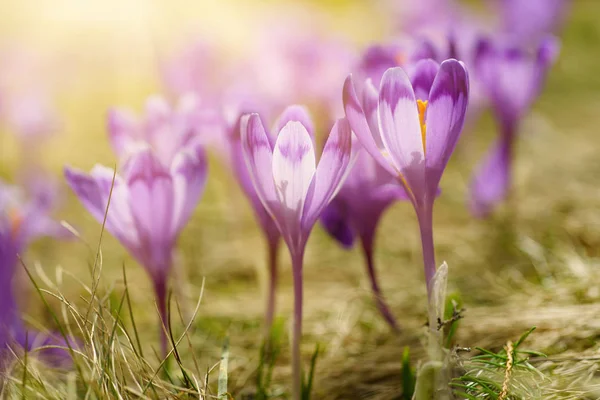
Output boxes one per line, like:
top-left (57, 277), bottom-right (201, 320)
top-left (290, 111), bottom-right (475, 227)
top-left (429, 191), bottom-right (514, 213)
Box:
top-left (218, 336), bottom-right (230, 400)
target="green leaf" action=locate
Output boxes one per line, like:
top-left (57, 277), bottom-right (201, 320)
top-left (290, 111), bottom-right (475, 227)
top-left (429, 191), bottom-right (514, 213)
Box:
top-left (302, 343), bottom-right (320, 400)
top-left (401, 347), bottom-right (415, 400)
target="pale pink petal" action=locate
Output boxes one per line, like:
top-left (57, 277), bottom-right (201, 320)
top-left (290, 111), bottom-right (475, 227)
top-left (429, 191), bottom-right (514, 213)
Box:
top-left (271, 105), bottom-right (315, 139)
top-left (362, 80), bottom-right (384, 148)
top-left (343, 75), bottom-right (397, 176)
top-left (64, 165), bottom-right (137, 247)
top-left (301, 118), bottom-right (352, 228)
top-left (124, 148), bottom-right (175, 271)
top-left (272, 121), bottom-right (316, 222)
top-left (377, 67), bottom-right (423, 173)
top-left (170, 142), bottom-right (208, 236)
top-left (241, 113), bottom-right (281, 221)
top-left (425, 59), bottom-right (469, 194)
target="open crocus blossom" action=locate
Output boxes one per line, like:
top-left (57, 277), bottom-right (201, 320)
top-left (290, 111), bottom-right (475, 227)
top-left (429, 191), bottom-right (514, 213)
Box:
top-left (343, 59), bottom-right (469, 297)
top-left (0, 180), bottom-right (73, 369)
top-left (226, 106), bottom-right (316, 337)
top-left (241, 110), bottom-right (352, 400)
top-left (65, 110), bottom-right (208, 355)
top-left (320, 146), bottom-right (408, 330)
top-left (469, 37), bottom-right (559, 217)
top-left (107, 94), bottom-right (210, 165)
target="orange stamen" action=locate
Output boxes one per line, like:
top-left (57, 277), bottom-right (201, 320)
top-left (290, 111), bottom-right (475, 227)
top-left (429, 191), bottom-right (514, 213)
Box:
top-left (395, 52), bottom-right (406, 66)
top-left (8, 208), bottom-right (23, 237)
top-left (417, 99), bottom-right (428, 154)
top-left (381, 149), bottom-right (417, 204)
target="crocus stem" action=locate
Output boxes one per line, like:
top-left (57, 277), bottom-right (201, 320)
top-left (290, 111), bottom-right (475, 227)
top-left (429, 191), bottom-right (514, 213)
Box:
top-left (264, 240), bottom-right (279, 340)
top-left (153, 278), bottom-right (168, 358)
top-left (360, 235), bottom-right (399, 332)
top-left (417, 203), bottom-right (436, 299)
top-left (290, 250), bottom-right (304, 400)
top-left (500, 119), bottom-right (517, 205)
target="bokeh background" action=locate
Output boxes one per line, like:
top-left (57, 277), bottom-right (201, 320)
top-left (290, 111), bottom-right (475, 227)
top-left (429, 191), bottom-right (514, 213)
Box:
top-left (2, 0), bottom-right (600, 398)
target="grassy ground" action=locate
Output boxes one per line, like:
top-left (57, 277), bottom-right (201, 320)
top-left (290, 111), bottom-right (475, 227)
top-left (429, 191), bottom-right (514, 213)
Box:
top-left (2, 0), bottom-right (600, 398)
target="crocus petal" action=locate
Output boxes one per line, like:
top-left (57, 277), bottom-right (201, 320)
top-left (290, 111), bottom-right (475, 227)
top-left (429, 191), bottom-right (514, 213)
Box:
top-left (170, 142), bottom-right (208, 235)
top-left (499, 0), bottom-right (568, 40)
top-left (533, 36), bottom-right (560, 96)
top-left (64, 166), bottom-right (117, 224)
top-left (469, 138), bottom-right (511, 218)
top-left (272, 121), bottom-right (316, 223)
top-left (409, 59), bottom-right (440, 101)
top-left (320, 200), bottom-right (355, 249)
top-left (343, 75), bottom-right (397, 176)
top-left (144, 96), bottom-right (171, 127)
top-left (272, 105), bottom-right (315, 139)
top-left (410, 38), bottom-right (439, 63)
top-left (17, 330), bottom-right (75, 368)
top-left (302, 118), bottom-right (352, 229)
top-left (537, 36), bottom-right (560, 68)
top-left (64, 166), bottom-right (137, 247)
top-left (241, 114), bottom-right (281, 220)
top-left (359, 44), bottom-right (401, 87)
top-left (20, 215), bottom-right (72, 243)
top-left (362, 80), bottom-right (384, 148)
top-left (424, 59), bottom-right (469, 194)
top-left (377, 67), bottom-right (423, 172)
top-left (373, 183), bottom-right (411, 204)
top-left (107, 108), bottom-right (139, 158)
top-left (124, 148), bottom-right (175, 270)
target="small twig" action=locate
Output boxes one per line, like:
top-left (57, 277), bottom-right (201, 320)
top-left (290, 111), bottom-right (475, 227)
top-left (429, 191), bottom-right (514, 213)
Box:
top-left (498, 341), bottom-right (514, 400)
top-left (437, 302), bottom-right (465, 331)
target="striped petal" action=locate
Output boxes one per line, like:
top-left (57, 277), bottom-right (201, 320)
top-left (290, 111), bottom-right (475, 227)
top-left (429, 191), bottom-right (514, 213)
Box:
top-left (64, 165), bottom-right (137, 248)
top-left (272, 121), bottom-right (316, 224)
top-left (409, 59), bottom-right (439, 101)
top-left (302, 118), bottom-right (352, 229)
top-left (124, 148), bottom-right (175, 271)
top-left (272, 105), bottom-right (315, 139)
top-left (424, 59), bottom-right (469, 195)
top-left (342, 75), bottom-right (396, 176)
top-left (377, 67), bottom-right (423, 174)
top-left (241, 113), bottom-right (281, 222)
top-left (362, 80), bottom-right (384, 148)
top-left (170, 141), bottom-right (208, 236)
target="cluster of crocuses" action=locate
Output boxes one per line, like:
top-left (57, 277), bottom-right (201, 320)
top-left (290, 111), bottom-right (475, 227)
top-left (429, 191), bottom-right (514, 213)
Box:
top-left (0, 45), bottom-right (73, 370)
top-left (0, 0), bottom-right (567, 397)
top-left (0, 178), bottom-right (73, 369)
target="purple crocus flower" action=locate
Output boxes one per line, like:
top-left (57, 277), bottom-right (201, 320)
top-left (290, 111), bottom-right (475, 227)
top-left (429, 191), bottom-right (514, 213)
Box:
top-left (107, 95), bottom-right (209, 165)
top-left (320, 146), bottom-right (408, 330)
top-left (0, 180), bottom-right (72, 368)
top-left (469, 37), bottom-right (559, 217)
top-left (494, 0), bottom-right (570, 41)
top-left (343, 59), bottom-right (469, 297)
top-left (357, 40), bottom-right (439, 89)
top-left (65, 98), bottom-right (208, 355)
top-left (225, 106), bottom-right (317, 337)
top-left (241, 110), bottom-right (352, 400)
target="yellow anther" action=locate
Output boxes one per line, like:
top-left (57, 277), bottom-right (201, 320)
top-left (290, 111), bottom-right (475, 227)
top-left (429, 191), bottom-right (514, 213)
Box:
top-left (417, 99), bottom-right (428, 153)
